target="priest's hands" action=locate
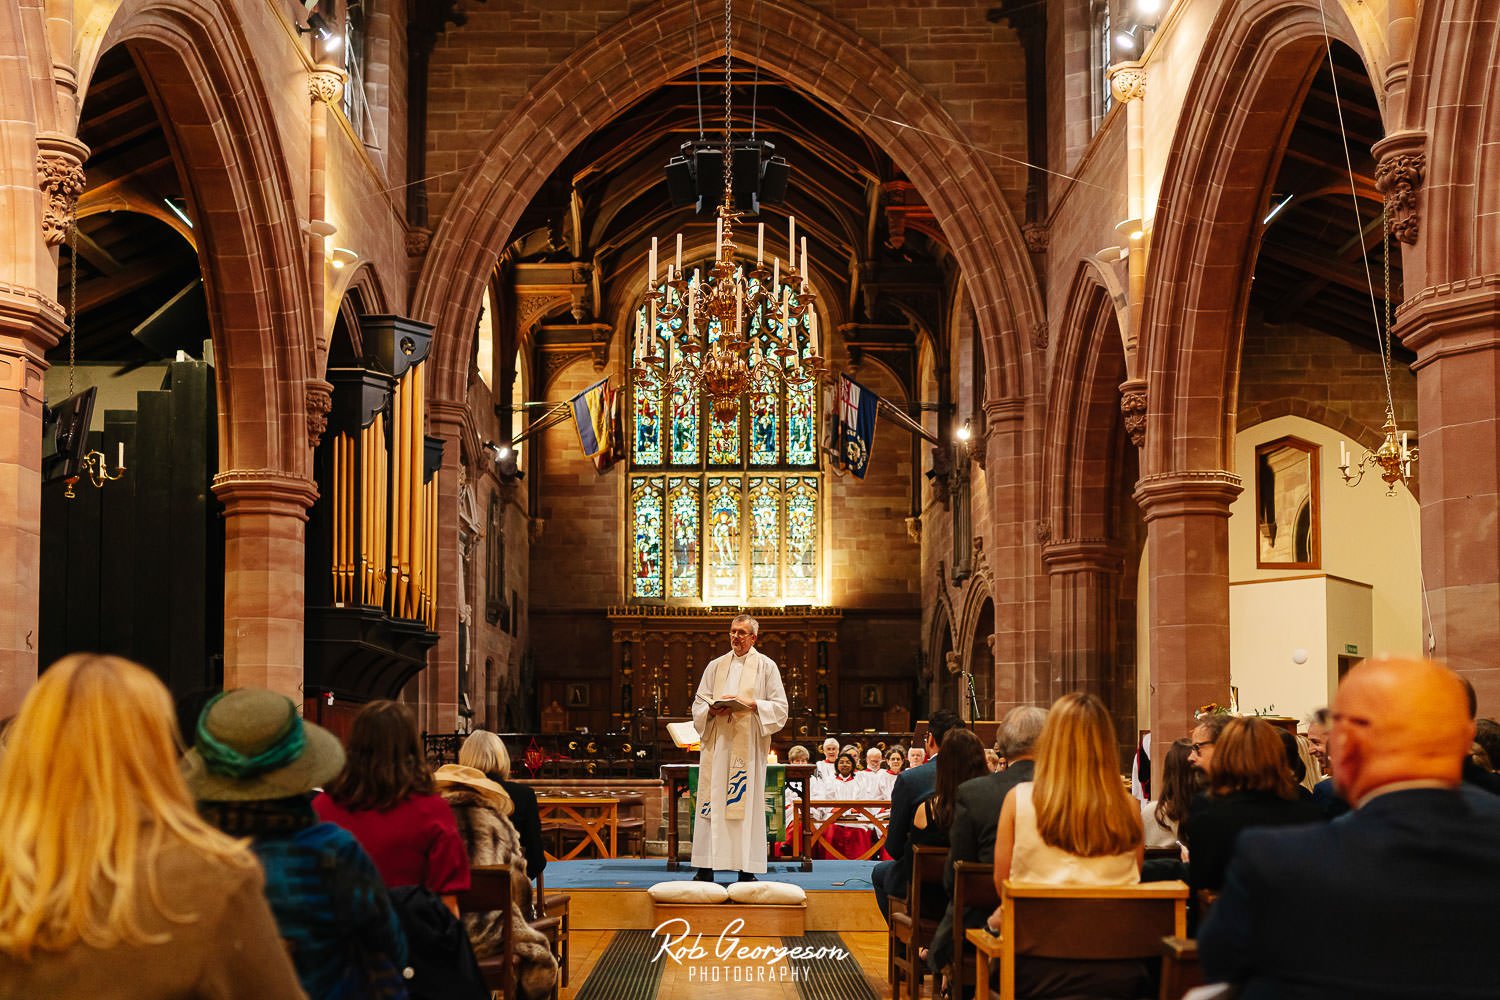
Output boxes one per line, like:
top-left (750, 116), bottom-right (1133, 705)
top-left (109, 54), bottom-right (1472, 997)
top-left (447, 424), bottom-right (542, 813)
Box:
top-left (709, 704), bottom-right (731, 717)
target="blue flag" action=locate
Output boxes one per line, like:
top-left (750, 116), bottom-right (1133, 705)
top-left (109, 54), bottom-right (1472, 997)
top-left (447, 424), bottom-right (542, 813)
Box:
top-left (836, 374), bottom-right (879, 479)
top-left (570, 378), bottom-right (610, 458)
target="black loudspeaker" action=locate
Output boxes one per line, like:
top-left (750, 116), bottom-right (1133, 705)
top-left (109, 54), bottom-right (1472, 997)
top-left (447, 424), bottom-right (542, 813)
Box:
top-left (695, 147), bottom-right (723, 207)
top-left (665, 155), bottom-right (697, 207)
top-left (733, 145), bottom-right (761, 212)
top-left (760, 156), bottom-right (790, 205)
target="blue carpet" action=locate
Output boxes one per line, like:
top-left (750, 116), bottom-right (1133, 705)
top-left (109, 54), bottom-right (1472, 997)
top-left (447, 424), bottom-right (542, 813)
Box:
top-left (543, 858), bottom-right (877, 890)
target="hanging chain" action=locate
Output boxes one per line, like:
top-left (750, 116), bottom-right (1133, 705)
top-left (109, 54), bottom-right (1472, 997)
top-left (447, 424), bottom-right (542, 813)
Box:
top-left (722, 0), bottom-right (735, 208)
top-left (1379, 202), bottom-right (1397, 422)
top-left (67, 218), bottom-right (78, 398)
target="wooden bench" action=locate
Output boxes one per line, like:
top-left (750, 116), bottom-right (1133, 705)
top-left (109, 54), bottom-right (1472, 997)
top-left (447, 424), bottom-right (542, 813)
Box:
top-left (950, 860), bottom-right (999, 999)
top-left (965, 880), bottom-right (1189, 1000)
top-left (889, 845), bottom-right (947, 1000)
top-left (456, 865), bottom-right (515, 997)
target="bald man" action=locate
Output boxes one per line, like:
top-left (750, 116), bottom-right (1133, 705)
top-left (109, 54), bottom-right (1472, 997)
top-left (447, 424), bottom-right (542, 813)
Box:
top-left (1199, 658), bottom-right (1500, 998)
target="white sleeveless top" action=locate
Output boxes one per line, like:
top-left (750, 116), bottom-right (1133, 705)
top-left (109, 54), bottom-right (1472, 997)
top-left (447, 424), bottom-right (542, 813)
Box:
top-left (1010, 783), bottom-right (1140, 886)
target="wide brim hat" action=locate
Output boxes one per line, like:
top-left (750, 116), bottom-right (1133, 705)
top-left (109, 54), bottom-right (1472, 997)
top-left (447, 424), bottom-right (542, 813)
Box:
top-left (434, 763), bottom-right (511, 809)
top-left (183, 688), bottom-right (346, 802)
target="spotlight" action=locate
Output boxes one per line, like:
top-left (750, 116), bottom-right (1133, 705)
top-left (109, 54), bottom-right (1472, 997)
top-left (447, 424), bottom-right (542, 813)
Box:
top-left (1133, 0), bottom-right (1164, 23)
top-left (1114, 27), bottom-right (1140, 56)
top-left (955, 421), bottom-right (973, 444)
top-left (297, 11), bottom-right (341, 51)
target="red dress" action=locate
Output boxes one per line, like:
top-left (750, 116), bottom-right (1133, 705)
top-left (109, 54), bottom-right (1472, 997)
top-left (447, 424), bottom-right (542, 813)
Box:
top-left (314, 791), bottom-right (471, 894)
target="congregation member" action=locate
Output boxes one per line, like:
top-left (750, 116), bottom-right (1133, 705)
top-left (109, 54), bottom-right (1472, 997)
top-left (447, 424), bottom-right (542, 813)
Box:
top-left (1277, 728), bottom-right (1317, 797)
top-left (1458, 679), bottom-right (1500, 795)
top-left (433, 765), bottom-right (558, 999)
top-left (927, 705), bottom-right (1047, 974)
top-left (981, 693), bottom-right (1147, 997)
top-left (872, 710), bottom-right (962, 919)
top-left (820, 751), bottom-right (873, 858)
top-left (190, 688), bottom-right (409, 999)
top-left (1181, 717), bottom-right (1325, 914)
top-left (1140, 737), bottom-right (1195, 849)
top-left (1475, 719), bottom-right (1500, 773)
top-left (689, 613), bottom-right (789, 882)
top-left (459, 730), bottom-right (545, 880)
top-left (0, 655), bottom-right (304, 999)
top-left (907, 745), bottom-right (927, 768)
top-left (1188, 712), bottom-right (1232, 776)
top-left (1200, 657), bottom-right (1500, 998)
top-left (314, 700), bottom-right (471, 913)
top-left (1304, 708), bottom-right (1331, 772)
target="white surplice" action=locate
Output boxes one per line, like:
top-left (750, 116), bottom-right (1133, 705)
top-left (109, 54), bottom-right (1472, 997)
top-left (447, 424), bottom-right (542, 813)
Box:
top-left (689, 649), bottom-right (789, 872)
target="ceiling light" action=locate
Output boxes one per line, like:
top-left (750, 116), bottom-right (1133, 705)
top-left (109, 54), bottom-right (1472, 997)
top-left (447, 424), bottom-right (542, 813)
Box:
top-left (162, 198), bottom-right (193, 229)
top-left (1134, 0), bottom-right (1164, 21)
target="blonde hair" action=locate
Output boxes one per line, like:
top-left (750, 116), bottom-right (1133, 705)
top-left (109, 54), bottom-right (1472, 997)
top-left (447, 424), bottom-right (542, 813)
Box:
top-left (0, 655), bottom-right (252, 959)
top-left (459, 729), bottom-right (512, 780)
top-left (1031, 693), bottom-right (1143, 858)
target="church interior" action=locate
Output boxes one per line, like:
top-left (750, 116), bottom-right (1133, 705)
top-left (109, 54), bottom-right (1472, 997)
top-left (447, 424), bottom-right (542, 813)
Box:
top-left (3, 0), bottom-right (1499, 996)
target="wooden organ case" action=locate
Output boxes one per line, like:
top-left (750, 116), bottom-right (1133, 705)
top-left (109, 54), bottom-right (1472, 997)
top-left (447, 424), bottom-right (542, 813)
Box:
top-left (305, 315), bottom-right (444, 705)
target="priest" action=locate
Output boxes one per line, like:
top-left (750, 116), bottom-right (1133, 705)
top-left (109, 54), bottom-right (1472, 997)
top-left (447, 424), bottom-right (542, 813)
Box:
top-left (690, 613), bottom-right (789, 882)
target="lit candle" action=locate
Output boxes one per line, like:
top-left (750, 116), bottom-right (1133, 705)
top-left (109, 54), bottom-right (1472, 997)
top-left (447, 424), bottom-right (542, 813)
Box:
top-left (788, 216), bottom-right (796, 261)
top-left (649, 237), bottom-right (658, 285)
top-left (772, 255), bottom-right (780, 288)
top-left (675, 233), bottom-right (683, 274)
top-left (117, 441), bottom-right (125, 470)
top-left (801, 236), bottom-right (808, 277)
top-left (757, 223), bottom-right (765, 264)
top-left (1339, 440), bottom-right (1347, 468)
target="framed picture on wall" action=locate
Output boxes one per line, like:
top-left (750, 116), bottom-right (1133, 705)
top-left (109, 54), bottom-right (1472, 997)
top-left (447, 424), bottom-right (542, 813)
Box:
top-left (860, 683), bottom-right (883, 709)
top-left (1255, 435), bottom-right (1321, 569)
top-left (565, 683), bottom-right (590, 709)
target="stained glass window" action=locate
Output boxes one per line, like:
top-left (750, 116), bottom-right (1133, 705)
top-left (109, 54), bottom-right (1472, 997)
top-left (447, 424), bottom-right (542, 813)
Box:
top-left (670, 370), bottom-right (699, 465)
top-left (749, 478), bottom-right (781, 600)
top-left (709, 400), bottom-right (742, 465)
top-left (631, 477), bottom-right (664, 599)
top-left (668, 477), bottom-right (701, 598)
top-left (706, 477), bottom-right (743, 601)
top-left (785, 478), bottom-right (818, 599)
top-left (628, 269), bottom-right (821, 604)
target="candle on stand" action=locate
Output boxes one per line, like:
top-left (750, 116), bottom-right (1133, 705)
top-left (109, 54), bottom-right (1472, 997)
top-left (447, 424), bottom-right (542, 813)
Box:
top-left (675, 233), bottom-right (683, 274)
top-left (788, 216), bottom-right (796, 263)
top-left (716, 218), bottom-right (724, 260)
top-left (635, 313), bottom-right (645, 362)
top-left (735, 284), bottom-right (744, 334)
top-left (800, 236), bottom-right (808, 277)
top-left (772, 255), bottom-right (780, 289)
top-left (117, 441), bottom-right (125, 470)
top-left (649, 237), bottom-right (658, 285)
top-left (808, 308), bottom-right (820, 356)
top-left (649, 300), bottom-right (657, 354)
top-left (1339, 440), bottom-right (1348, 468)
top-left (757, 223), bottom-right (765, 264)
top-left (1401, 431), bottom-right (1409, 460)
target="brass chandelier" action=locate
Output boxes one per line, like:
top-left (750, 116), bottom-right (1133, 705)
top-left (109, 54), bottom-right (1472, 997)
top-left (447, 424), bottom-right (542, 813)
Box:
top-left (630, 0), bottom-right (825, 421)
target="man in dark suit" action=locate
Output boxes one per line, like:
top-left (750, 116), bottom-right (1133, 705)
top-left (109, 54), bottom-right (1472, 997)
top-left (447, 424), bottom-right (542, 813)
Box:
top-left (927, 705), bottom-right (1048, 974)
top-left (1199, 657), bottom-right (1500, 999)
top-left (872, 708), bottom-right (962, 920)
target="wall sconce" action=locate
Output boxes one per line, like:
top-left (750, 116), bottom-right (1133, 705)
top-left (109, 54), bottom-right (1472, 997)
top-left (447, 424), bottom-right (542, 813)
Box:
top-left (65, 443), bottom-right (126, 499)
top-left (1115, 217), bottom-right (1147, 242)
top-left (329, 247), bottom-right (359, 270)
top-left (954, 420), bottom-right (973, 445)
top-left (307, 219), bottom-right (337, 238)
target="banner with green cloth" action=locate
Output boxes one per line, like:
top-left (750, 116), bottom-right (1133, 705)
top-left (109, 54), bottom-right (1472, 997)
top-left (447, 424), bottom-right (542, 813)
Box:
top-left (687, 764), bottom-right (788, 840)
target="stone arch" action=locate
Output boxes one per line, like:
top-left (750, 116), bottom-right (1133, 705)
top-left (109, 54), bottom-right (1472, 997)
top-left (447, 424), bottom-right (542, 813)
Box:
top-left (412, 0), bottom-right (1041, 410)
top-left (1043, 263), bottom-right (1130, 541)
top-left (0, 0), bottom-right (49, 292)
top-left (84, 1), bottom-right (314, 478)
top-left (1139, 0), bottom-right (1376, 477)
top-left (325, 261), bottom-right (392, 366)
top-left (1401, 0), bottom-right (1500, 280)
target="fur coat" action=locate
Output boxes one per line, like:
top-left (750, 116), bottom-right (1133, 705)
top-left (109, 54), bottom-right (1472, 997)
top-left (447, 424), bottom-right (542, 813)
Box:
top-left (441, 787), bottom-right (560, 1000)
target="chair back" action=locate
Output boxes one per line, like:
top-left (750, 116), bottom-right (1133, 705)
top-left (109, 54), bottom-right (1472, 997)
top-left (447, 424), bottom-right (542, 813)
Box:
top-left (951, 861), bottom-right (998, 987)
top-left (456, 865), bottom-right (515, 994)
top-left (905, 844), bottom-right (949, 927)
top-left (1005, 881), bottom-right (1189, 960)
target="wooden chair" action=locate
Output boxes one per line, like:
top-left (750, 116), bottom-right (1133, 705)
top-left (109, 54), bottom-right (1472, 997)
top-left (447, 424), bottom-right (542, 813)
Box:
top-left (534, 871), bottom-right (570, 988)
top-left (456, 864), bottom-right (514, 997)
top-left (950, 861), bottom-right (999, 999)
top-left (1158, 936), bottom-right (1205, 1000)
top-left (965, 880), bottom-right (1189, 1000)
top-left (889, 845), bottom-right (948, 1000)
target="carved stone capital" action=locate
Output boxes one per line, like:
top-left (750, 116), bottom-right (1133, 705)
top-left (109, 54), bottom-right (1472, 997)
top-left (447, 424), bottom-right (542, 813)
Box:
top-left (1108, 63), bottom-right (1147, 104)
top-left (1031, 321), bottom-right (1049, 352)
top-left (405, 226), bottom-right (433, 258)
top-left (1372, 131), bottom-right (1426, 246)
top-left (1132, 470), bottom-right (1242, 521)
top-left (528, 516), bottom-right (547, 543)
top-left (904, 515), bottom-right (921, 543)
top-left (305, 378), bottom-right (334, 448)
top-left (35, 133), bottom-right (90, 247)
top-left (1119, 378), bottom-right (1148, 449)
top-left (1021, 223), bottom-right (1049, 254)
top-left (211, 470), bottom-right (320, 518)
top-left (309, 64), bottom-right (345, 105)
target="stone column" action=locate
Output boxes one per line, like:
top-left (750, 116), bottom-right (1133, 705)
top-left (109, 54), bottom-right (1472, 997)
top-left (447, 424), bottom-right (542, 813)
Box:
top-left (1400, 278), bottom-right (1500, 705)
top-left (425, 399), bottom-right (465, 732)
top-left (984, 397), bottom-right (1044, 712)
top-left (1043, 538), bottom-right (1124, 699)
top-left (1133, 471), bottom-right (1241, 770)
top-left (212, 471), bottom-right (319, 704)
top-left (0, 287), bottom-right (64, 715)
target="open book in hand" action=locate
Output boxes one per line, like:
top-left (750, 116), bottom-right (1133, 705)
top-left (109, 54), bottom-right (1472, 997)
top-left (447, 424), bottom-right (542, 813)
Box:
top-left (709, 697), bottom-right (754, 713)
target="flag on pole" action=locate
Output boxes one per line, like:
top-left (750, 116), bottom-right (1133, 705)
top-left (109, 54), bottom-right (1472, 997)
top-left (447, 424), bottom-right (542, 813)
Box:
top-left (570, 378), bottom-right (611, 458)
top-left (835, 373), bottom-right (879, 479)
top-left (591, 382), bottom-right (624, 474)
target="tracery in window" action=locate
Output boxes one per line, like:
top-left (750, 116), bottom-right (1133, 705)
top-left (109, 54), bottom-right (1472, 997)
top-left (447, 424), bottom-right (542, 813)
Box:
top-left (628, 272), bottom-right (821, 605)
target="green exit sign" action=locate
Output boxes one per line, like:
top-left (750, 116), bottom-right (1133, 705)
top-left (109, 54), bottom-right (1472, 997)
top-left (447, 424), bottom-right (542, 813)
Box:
top-left (1344, 643), bottom-right (1359, 655)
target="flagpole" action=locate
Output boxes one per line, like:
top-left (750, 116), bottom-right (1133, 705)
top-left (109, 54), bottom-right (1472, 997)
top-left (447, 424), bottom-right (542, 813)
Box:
top-left (874, 396), bottom-right (941, 446)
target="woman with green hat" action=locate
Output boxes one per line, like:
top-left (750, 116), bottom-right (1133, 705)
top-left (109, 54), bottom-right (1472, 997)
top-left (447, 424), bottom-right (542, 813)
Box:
top-left (187, 688), bottom-right (410, 1000)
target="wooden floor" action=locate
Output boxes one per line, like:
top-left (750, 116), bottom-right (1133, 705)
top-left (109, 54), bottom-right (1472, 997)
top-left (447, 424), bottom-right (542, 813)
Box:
top-left (561, 929), bottom-right (894, 1000)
